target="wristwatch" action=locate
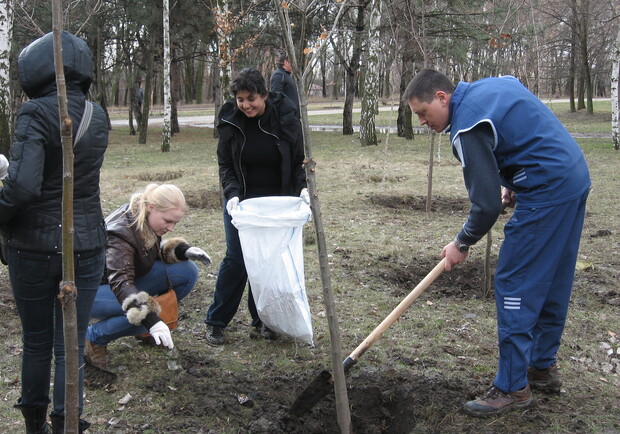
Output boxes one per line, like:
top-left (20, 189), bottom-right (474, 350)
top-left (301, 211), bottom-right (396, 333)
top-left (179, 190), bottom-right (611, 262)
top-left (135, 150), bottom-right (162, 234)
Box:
top-left (453, 238), bottom-right (470, 253)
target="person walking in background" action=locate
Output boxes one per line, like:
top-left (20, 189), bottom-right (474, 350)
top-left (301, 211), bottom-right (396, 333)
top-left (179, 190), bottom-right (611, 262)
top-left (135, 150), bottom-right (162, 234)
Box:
top-left (270, 53), bottom-right (299, 111)
top-left (85, 184), bottom-right (211, 375)
top-left (205, 67), bottom-right (308, 345)
top-left (405, 69), bottom-right (590, 417)
top-left (134, 82), bottom-right (144, 125)
top-left (0, 31), bottom-right (108, 433)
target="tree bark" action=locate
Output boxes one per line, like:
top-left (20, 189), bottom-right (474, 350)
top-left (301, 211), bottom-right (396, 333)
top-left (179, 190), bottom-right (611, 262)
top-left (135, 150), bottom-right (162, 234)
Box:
top-left (612, 27), bottom-right (620, 150)
top-left (359, 0), bottom-right (381, 147)
top-left (397, 49), bottom-right (414, 140)
top-left (578, 0), bottom-right (593, 114)
top-left (425, 132), bottom-right (435, 213)
top-left (139, 11), bottom-right (157, 145)
top-left (51, 6), bottom-right (79, 432)
top-left (162, 0), bottom-right (171, 152)
top-left (273, 1), bottom-right (351, 431)
top-left (568, 0), bottom-right (577, 112)
top-left (214, 0), bottom-right (234, 140)
top-left (342, 1), bottom-right (366, 136)
top-left (0, 0), bottom-right (12, 157)
top-left (171, 54), bottom-right (181, 135)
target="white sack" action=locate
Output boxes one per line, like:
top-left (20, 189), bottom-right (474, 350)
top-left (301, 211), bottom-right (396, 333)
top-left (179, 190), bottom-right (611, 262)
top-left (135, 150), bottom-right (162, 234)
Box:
top-left (231, 196), bottom-right (313, 345)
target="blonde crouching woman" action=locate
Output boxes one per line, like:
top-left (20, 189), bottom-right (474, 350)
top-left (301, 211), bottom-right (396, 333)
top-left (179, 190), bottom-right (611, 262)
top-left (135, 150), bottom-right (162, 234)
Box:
top-left (85, 184), bottom-right (211, 376)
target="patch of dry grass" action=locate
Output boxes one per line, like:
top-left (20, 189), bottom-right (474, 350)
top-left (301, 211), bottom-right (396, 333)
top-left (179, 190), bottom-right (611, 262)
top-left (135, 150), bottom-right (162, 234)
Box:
top-left (0, 123), bottom-right (618, 433)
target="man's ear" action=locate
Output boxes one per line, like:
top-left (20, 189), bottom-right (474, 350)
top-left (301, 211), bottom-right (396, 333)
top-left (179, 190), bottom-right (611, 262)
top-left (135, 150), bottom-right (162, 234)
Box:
top-left (436, 91), bottom-right (449, 105)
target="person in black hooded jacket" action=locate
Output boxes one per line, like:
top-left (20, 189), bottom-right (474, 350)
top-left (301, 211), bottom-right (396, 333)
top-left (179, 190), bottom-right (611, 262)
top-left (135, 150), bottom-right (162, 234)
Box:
top-left (0, 31), bottom-right (107, 433)
top-left (205, 67), bottom-right (308, 345)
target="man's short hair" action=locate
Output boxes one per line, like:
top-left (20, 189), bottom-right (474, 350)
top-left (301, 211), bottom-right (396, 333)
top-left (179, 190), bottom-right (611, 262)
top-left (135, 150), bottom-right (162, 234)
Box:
top-left (403, 69), bottom-right (455, 103)
top-left (278, 53), bottom-right (288, 66)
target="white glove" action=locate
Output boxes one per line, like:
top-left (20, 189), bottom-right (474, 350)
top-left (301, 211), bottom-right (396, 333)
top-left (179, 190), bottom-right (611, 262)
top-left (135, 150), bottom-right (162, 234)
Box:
top-left (149, 321), bottom-right (174, 349)
top-left (226, 196), bottom-right (239, 215)
top-left (0, 154), bottom-right (8, 180)
top-left (185, 246), bottom-right (211, 265)
top-left (300, 188), bottom-right (310, 205)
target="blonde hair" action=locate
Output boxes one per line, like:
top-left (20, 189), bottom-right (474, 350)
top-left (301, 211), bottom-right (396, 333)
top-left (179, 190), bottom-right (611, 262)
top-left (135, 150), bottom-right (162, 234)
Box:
top-left (128, 183), bottom-right (187, 246)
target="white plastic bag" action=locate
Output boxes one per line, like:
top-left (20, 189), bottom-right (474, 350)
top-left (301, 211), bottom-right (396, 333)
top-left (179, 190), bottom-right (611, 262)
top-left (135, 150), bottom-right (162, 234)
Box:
top-left (231, 196), bottom-right (313, 345)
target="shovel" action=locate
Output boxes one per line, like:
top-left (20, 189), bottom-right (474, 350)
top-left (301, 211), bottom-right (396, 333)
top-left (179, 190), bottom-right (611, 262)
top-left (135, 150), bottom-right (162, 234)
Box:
top-left (289, 258), bottom-right (446, 417)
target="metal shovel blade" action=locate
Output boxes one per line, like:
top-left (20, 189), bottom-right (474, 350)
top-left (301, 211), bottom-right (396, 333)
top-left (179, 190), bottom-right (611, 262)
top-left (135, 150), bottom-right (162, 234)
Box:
top-left (289, 369), bottom-right (334, 416)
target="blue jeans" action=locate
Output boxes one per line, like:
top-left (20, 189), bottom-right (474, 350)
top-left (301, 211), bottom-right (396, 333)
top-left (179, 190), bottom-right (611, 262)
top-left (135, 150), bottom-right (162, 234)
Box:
top-left (8, 247), bottom-right (104, 416)
top-left (86, 260), bottom-right (198, 345)
top-left (206, 205), bottom-right (260, 328)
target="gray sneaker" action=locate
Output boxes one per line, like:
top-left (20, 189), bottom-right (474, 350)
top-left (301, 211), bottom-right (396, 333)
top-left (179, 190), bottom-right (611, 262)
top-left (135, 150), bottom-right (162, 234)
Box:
top-left (251, 324), bottom-right (278, 340)
top-left (206, 325), bottom-right (225, 345)
top-left (260, 324), bottom-right (278, 340)
top-left (528, 364), bottom-right (562, 393)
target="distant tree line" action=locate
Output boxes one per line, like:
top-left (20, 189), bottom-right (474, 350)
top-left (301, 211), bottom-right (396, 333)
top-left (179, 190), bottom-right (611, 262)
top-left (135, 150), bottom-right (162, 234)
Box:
top-left (3, 0), bottom-right (619, 141)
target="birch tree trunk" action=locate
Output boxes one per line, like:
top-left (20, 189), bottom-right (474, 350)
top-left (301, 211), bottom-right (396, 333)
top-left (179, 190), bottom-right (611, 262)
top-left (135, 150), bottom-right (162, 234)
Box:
top-left (0, 0), bottom-right (12, 157)
top-left (51, 4), bottom-right (79, 432)
top-left (162, 0), bottom-right (171, 152)
top-left (359, 0), bottom-right (380, 147)
top-left (612, 27), bottom-right (620, 150)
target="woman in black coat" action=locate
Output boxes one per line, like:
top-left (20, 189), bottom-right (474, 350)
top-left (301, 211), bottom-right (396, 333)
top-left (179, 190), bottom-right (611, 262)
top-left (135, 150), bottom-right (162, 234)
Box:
top-left (204, 67), bottom-right (308, 345)
top-left (0, 32), bottom-right (108, 433)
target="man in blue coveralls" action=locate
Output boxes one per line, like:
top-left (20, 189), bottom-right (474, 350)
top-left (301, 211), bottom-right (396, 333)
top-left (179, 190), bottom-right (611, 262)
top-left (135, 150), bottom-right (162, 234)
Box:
top-left (404, 69), bottom-right (590, 417)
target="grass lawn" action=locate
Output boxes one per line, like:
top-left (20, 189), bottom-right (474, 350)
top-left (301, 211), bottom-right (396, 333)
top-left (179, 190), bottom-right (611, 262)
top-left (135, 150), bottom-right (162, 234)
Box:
top-left (0, 103), bottom-right (618, 433)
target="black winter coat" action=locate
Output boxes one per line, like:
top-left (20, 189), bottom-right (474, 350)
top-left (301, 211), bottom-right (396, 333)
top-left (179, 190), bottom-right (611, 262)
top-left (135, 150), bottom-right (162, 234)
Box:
top-left (0, 31), bottom-right (108, 253)
top-left (217, 92), bottom-right (306, 202)
top-left (270, 66), bottom-right (299, 109)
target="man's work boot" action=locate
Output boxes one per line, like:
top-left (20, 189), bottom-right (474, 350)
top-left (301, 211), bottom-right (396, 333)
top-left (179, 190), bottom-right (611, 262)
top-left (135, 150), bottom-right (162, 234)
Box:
top-left (528, 364), bottom-right (562, 393)
top-left (206, 325), bottom-right (225, 345)
top-left (464, 384), bottom-right (533, 417)
top-left (84, 339), bottom-right (110, 370)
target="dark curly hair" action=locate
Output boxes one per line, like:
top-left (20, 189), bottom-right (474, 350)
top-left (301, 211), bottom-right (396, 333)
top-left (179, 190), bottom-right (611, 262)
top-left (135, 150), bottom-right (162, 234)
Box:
top-left (230, 67), bottom-right (268, 97)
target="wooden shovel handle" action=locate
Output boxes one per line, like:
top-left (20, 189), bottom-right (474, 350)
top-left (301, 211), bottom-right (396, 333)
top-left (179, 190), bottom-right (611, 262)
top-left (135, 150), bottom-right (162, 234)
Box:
top-left (348, 258), bottom-right (446, 363)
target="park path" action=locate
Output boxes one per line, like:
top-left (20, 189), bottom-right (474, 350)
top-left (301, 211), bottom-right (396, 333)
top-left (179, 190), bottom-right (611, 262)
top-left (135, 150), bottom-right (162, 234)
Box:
top-left (110, 99), bottom-right (610, 137)
top-left (109, 106), bottom-right (399, 129)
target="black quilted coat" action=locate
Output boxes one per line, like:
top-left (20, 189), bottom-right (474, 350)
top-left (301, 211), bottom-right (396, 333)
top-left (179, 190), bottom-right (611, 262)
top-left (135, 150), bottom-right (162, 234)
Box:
top-left (0, 31), bottom-right (108, 253)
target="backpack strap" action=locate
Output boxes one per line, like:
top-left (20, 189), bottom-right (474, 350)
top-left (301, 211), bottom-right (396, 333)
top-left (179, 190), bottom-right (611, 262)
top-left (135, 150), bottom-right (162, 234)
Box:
top-left (74, 100), bottom-right (93, 147)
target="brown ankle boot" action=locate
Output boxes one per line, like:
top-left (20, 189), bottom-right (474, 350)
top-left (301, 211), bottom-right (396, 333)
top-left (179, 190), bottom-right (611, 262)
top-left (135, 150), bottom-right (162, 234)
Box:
top-left (85, 339), bottom-right (110, 369)
top-left (464, 384), bottom-right (533, 417)
top-left (528, 364), bottom-right (562, 393)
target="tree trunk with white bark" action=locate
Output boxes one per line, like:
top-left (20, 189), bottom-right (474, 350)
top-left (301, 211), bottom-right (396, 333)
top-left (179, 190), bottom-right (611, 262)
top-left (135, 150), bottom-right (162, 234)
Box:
top-left (612, 27), bottom-right (620, 150)
top-left (0, 0), bottom-right (12, 157)
top-left (162, 0), bottom-right (171, 152)
top-left (359, 0), bottom-right (381, 147)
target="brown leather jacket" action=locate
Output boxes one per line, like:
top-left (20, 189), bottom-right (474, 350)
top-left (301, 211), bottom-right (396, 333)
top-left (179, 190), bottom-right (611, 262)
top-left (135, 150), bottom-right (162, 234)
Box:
top-left (104, 203), bottom-right (190, 329)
